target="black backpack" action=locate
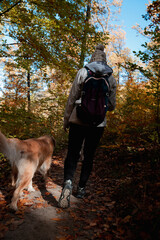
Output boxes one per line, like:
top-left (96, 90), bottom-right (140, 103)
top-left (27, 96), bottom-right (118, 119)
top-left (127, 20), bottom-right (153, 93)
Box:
top-left (76, 68), bottom-right (110, 126)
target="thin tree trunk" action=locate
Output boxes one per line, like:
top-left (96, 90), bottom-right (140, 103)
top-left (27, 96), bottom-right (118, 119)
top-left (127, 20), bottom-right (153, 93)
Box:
top-left (79, 0), bottom-right (91, 68)
top-left (27, 70), bottom-right (31, 112)
top-left (117, 63), bottom-right (120, 85)
top-left (156, 72), bottom-right (160, 143)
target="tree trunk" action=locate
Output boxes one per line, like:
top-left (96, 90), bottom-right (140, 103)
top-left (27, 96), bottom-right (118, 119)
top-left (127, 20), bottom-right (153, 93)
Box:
top-left (156, 73), bottom-right (160, 143)
top-left (27, 70), bottom-right (31, 112)
top-left (79, 0), bottom-right (91, 68)
top-left (117, 63), bottom-right (120, 85)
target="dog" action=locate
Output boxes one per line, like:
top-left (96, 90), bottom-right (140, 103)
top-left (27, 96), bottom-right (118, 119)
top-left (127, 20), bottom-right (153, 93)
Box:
top-left (0, 130), bottom-right (55, 211)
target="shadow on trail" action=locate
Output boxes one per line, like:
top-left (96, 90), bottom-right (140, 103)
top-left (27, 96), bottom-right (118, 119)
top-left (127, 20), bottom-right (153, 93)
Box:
top-left (36, 179), bottom-right (58, 208)
top-left (3, 206), bottom-right (60, 240)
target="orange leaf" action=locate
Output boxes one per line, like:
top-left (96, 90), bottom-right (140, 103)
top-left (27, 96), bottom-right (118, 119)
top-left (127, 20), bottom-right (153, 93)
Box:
top-left (51, 218), bottom-right (62, 221)
top-left (0, 201), bottom-right (6, 206)
top-left (45, 192), bottom-right (51, 196)
top-left (19, 199), bottom-right (28, 204)
top-left (35, 203), bottom-right (44, 208)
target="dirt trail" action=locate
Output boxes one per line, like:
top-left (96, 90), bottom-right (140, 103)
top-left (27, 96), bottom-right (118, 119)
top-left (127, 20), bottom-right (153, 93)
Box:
top-left (1, 147), bottom-right (160, 240)
top-left (3, 185), bottom-right (80, 240)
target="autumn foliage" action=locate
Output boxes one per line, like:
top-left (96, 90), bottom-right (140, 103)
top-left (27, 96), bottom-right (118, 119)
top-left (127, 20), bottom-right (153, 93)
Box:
top-left (0, 0), bottom-right (160, 239)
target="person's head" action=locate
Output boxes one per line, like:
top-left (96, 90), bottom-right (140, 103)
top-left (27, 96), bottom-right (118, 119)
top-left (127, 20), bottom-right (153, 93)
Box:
top-left (90, 44), bottom-right (106, 63)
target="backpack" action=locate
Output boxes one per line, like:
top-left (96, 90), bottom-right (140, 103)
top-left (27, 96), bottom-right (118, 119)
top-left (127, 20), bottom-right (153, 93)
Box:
top-left (76, 68), bottom-right (110, 126)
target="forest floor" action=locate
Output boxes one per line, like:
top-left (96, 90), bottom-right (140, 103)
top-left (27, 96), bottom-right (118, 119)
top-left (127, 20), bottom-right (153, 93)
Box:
top-left (0, 144), bottom-right (160, 240)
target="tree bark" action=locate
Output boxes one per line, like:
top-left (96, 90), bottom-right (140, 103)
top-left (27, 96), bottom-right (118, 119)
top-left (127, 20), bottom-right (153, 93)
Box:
top-left (79, 0), bottom-right (91, 68)
top-left (27, 70), bottom-right (31, 112)
top-left (156, 68), bottom-right (160, 143)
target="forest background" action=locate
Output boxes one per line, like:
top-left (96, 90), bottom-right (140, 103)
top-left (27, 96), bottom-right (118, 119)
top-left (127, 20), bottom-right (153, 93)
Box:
top-left (0, 0), bottom-right (159, 150)
top-left (0, 1), bottom-right (160, 239)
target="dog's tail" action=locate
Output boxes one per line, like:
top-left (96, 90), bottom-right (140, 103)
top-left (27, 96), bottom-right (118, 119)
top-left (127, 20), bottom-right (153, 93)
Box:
top-left (0, 131), bottom-right (10, 156)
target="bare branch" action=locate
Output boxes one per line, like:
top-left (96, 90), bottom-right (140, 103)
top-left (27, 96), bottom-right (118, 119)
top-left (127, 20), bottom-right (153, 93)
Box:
top-left (0, 0), bottom-right (22, 16)
top-left (1, 43), bottom-right (19, 46)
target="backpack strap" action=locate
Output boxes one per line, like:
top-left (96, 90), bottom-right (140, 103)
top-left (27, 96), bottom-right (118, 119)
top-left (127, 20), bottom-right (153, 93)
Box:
top-left (84, 66), bottom-right (93, 80)
top-left (103, 74), bottom-right (110, 89)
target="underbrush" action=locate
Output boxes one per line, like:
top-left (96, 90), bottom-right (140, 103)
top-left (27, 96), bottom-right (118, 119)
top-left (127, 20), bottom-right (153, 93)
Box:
top-left (96, 144), bottom-right (160, 240)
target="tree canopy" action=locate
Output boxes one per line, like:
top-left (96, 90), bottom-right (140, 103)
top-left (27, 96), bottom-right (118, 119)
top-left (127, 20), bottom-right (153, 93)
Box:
top-left (0, 0), bottom-right (106, 75)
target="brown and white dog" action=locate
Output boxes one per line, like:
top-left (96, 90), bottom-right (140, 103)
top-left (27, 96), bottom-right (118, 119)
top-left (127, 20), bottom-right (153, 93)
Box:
top-left (0, 131), bottom-right (55, 211)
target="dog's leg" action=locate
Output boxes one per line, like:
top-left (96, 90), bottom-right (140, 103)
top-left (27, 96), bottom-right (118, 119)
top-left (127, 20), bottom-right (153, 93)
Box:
top-left (11, 164), bottom-right (18, 187)
top-left (39, 158), bottom-right (52, 180)
top-left (10, 171), bottom-right (34, 211)
top-left (27, 180), bottom-right (35, 192)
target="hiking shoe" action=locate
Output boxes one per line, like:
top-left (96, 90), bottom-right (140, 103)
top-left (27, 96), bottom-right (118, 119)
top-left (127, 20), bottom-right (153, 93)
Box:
top-left (76, 186), bottom-right (86, 199)
top-left (58, 180), bottom-right (72, 208)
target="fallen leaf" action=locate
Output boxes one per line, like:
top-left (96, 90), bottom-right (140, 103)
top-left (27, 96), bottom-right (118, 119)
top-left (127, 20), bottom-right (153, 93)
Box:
top-left (0, 223), bottom-right (8, 232)
top-left (51, 218), bottom-right (62, 221)
top-left (123, 215), bottom-right (131, 223)
top-left (90, 222), bottom-right (97, 227)
top-left (83, 225), bottom-right (91, 230)
top-left (34, 203), bottom-right (44, 208)
top-left (0, 200), bottom-right (6, 205)
top-left (45, 192), bottom-right (51, 196)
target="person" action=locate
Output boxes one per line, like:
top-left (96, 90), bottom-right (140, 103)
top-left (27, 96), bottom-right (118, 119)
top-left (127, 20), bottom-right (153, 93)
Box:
top-left (58, 44), bottom-right (116, 208)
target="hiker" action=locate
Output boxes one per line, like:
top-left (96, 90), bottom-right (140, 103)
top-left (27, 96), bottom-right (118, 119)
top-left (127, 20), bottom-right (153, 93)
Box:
top-left (58, 44), bottom-right (117, 208)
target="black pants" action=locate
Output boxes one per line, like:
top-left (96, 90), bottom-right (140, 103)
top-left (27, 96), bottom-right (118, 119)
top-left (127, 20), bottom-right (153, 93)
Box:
top-left (64, 123), bottom-right (104, 188)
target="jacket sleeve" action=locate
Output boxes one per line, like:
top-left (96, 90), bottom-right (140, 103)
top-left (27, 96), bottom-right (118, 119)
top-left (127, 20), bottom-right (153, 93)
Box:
top-left (107, 75), bottom-right (117, 111)
top-left (64, 68), bottom-right (87, 129)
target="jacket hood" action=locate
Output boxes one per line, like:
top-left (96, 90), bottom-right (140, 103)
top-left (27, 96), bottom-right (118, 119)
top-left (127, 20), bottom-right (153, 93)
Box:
top-left (85, 61), bottom-right (113, 75)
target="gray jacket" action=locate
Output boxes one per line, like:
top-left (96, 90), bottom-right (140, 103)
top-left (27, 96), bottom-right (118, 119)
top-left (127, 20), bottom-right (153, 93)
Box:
top-left (64, 61), bottom-right (117, 129)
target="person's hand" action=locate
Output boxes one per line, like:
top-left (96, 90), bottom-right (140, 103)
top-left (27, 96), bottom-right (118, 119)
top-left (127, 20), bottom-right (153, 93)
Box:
top-left (63, 123), bottom-right (69, 132)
